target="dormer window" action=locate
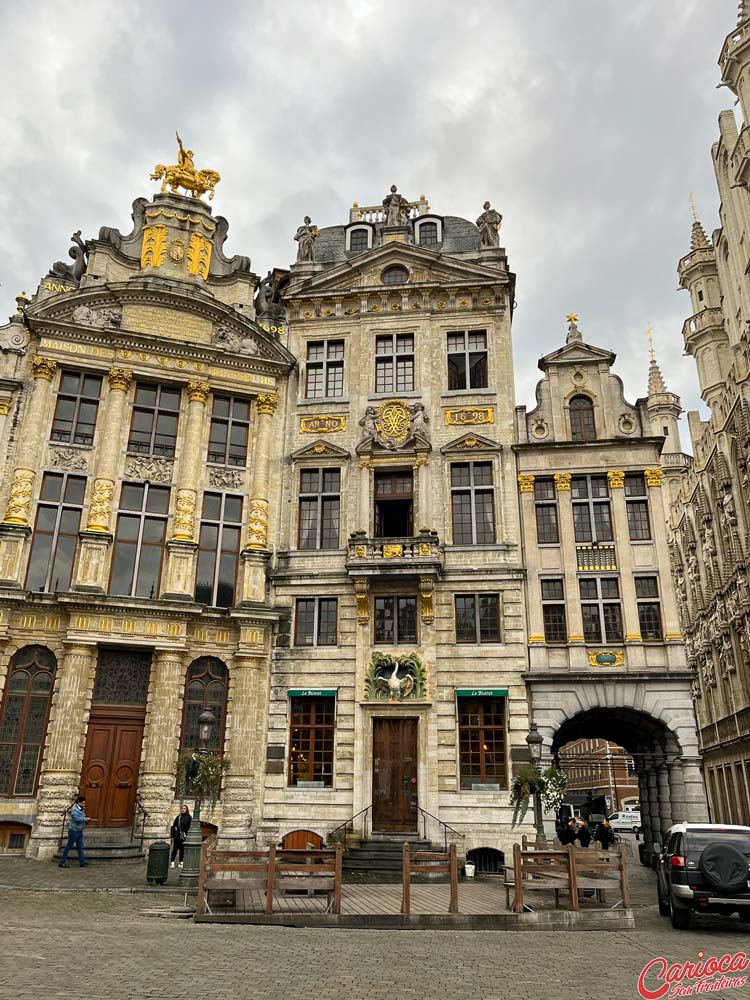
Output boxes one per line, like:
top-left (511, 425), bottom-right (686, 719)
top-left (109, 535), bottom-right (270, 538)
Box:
top-left (346, 224), bottom-right (373, 254)
top-left (382, 265), bottom-right (409, 286)
top-left (414, 216), bottom-right (443, 246)
top-left (569, 395), bottom-right (596, 442)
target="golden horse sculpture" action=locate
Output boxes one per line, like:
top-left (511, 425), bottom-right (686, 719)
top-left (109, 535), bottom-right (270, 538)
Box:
top-left (150, 163), bottom-right (221, 201)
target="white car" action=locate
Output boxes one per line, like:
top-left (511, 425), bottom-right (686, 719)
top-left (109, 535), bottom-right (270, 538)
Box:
top-left (608, 810), bottom-right (642, 834)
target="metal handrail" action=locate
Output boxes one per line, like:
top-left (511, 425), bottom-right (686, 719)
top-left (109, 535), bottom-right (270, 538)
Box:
top-left (416, 805), bottom-right (466, 853)
top-left (328, 804), bottom-right (372, 852)
top-left (58, 803), bottom-right (73, 850)
top-left (132, 794), bottom-right (149, 850)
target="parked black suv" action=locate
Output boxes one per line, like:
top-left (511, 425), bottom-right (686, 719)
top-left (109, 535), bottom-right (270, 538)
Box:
top-left (656, 823), bottom-right (750, 929)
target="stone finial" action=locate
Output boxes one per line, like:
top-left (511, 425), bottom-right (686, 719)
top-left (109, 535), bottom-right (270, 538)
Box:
top-left (566, 313), bottom-right (583, 344)
top-left (689, 194), bottom-right (710, 250)
top-left (15, 291), bottom-right (30, 315)
top-left (646, 326), bottom-right (667, 395)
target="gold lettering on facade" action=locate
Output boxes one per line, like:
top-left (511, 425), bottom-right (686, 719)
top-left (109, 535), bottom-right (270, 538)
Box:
top-left (45, 615), bottom-right (61, 630)
top-left (193, 628), bottom-right (207, 642)
top-left (124, 305), bottom-right (211, 343)
top-left (167, 623), bottom-right (181, 636)
top-left (76, 616), bottom-right (90, 629)
top-left (99, 617), bottom-right (113, 632)
top-left (300, 415), bottom-right (346, 434)
top-left (186, 234), bottom-right (213, 279)
top-left (20, 614), bottom-right (36, 628)
top-left (123, 620), bottom-right (136, 634)
top-left (445, 406), bottom-right (494, 426)
top-left (145, 622), bottom-right (158, 636)
top-left (141, 225), bottom-right (168, 268)
top-left (215, 630), bottom-right (229, 644)
top-left (43, 281), bottom-right (74, 293)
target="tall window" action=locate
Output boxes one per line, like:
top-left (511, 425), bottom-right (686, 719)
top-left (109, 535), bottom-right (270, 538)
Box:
top-left (195, 493), bottom-right (243, 607)
top-left (180, 657), bottom-right (228, 757)
top-left (534, 478), bottom-right (559, 544)
top-left (26, 473), bottom-right (85, 592)
top-left (289, 697), bottom-right (335, 786)
top-left (375, 334), bottom-right (414, 393)
top-left (0, 646), bottom-right (56, 797)
top-left (451, 462), bottom-right (495, 544)
top-left (571, 475), bottom-right (613, 543)
top-left (458, 697), bottom-right (507, 789)
top-left (625, 474), bottom-right (651, 540)
top-left (127, 383), bottom-right (181, 458)
top-left (295, 598), bottom-right (338, 646)
top-left (110, 483), bottom-right (169, 598)
top-left (541, 578), bottom-right (567, 642)
top-left (50, 372), bottom-right (102, 445)
top-left (580, 577), bottom-right (623, 643)
top-left (418, 221), bottom-right (439, 246)
top-left (208, 395), bottom-right (250, 466)
top-left (455, 594), bottom-right (501, 643)
top-left (305, 340), bottom-right (344, 399)
top-left (569, 395), bottom-right (596, 442)
top-left (374, 596), bottom-right (417, 644)
top-left (447, 331), bottom-right (488, 390)
top-left (636, 576), bottom-right (663, 640)
top-left (298, 468), bottom-right (341, 549)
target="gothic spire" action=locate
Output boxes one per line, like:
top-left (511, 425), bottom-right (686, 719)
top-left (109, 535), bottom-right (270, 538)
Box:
top-left (689, 193), bottom-right (710, 250)
top-left (646, 326), bottom-right (667, 395)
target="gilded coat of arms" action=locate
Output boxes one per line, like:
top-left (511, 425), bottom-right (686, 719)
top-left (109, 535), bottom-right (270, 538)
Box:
top-left (358, 399), bottom-right (430, 451)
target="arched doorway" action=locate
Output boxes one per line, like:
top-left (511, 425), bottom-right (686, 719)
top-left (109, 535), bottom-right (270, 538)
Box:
top-left (281, 830), bottom-right (324, 850)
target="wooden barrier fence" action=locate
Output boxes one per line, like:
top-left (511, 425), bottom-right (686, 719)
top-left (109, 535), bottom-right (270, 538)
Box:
top-left (401, 842), bottom-right (458, 915)
top-left (509, 844), bottom-right (628, 913)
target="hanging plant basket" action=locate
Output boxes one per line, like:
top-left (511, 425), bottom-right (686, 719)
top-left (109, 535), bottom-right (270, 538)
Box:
top-left (510, 764), bottom-right (568, 828)
top-left (175, 750), bottom-right (229, 814)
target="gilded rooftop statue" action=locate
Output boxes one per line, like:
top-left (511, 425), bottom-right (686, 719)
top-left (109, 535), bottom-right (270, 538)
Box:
top-left (150, 132), bottom-right (221, 201)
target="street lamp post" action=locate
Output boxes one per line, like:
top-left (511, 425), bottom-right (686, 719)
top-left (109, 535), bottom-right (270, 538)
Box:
top-left (526, 723), bottom-right (545, 847)
top-left (179, 708), bottom-right (216, 889)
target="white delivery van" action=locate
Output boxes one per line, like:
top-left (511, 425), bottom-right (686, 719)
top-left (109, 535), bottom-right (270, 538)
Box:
top-left (608, 810), bottom-right (642, 833)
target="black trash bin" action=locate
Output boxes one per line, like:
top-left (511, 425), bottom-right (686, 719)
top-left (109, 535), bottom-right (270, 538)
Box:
top-left (147, 840), bottom-right (170, 885)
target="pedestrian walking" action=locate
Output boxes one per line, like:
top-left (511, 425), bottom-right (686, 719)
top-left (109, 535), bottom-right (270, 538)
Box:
top-left (170, 804), bottom-right (192, 868)
top-left (58, 795), bottom-right (88, 868)
top-left (595, 819), bottom-right (613, 849)
top-left (559, 819), bottom-right (576, 845)
top-left (576, 820), bottom-right (591, 848)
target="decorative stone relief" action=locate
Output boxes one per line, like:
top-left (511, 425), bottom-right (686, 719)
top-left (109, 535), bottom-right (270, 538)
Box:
top-left (87, 478), bottom-right (115, 532)
top-left (49, 447), bottom-right (88, 472)
top-left (618, 413), bottom-right (636, 434)
top-left (3, 468), bottom-right (34, 524)
top-left (72, 304), bottom-right (122, 329)
top-left (364, 652), bottom-right (427, 701)
top-left (212, 325), bottom-right (260, 356)
top-left (531, 418), bottom-right (548, 439)
top-left (173, 489), bottom-right (197, 541)
top-left (208, 468), bottom-right (245, 489)
top-left (358, 399), bottom-right (429, 451)
top-left (246, 498), bottom-right (269, 549)
top-left (125, 456), bottom-right (174, 484)
top-left (354, 578), bottom-right (369, 624)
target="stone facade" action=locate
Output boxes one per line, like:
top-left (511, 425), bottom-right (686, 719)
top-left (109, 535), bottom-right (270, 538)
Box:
top-left (515, 320), bottom-right (708, 854)
top-left (661, 8), bottom-right (750, 826)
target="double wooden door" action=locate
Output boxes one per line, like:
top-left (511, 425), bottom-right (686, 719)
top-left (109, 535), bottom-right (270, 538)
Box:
top-left (372, 718), bottom-right (418, 832)
top-left (80, 710), bottom-right (144, 827)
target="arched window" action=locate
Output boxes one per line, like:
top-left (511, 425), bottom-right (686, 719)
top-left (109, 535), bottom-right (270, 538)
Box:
top-left (381, 265), bottom-right (409, 286)
top-left (349, 228), bottom-right (369, 253)
top-left (418, 221), bottom-right (439, 246)
top-left (180, 657), bottom-right (228, 756)
top-left (0, 645), bottom-right (56, 796)
top-left (569, 395), bottom-right (596, 442)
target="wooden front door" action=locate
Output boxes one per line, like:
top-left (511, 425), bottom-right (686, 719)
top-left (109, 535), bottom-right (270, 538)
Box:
top-left (80, 711), bottom-right (144, 827)
top-left (372, 718), bottom-right (418, 832)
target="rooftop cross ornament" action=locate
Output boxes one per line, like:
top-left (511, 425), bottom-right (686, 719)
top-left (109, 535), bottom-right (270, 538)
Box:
top-left (566, 312), bottom-right (582, 344)
top-left (566, 313), bottom-right (579, 324)
top-left (646, 324), bottom-right (656, 362)
top-left (689, 192), bottom-right (698, 223)
top-left (150, 132), bottom-right (221, 201)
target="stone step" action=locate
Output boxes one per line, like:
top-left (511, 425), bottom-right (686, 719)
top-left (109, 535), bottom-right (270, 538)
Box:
top-left (54, 843), bottom-right (146, 863)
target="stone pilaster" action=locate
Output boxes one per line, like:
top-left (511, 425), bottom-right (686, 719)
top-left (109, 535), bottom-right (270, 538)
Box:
top-left (73, 368), bottom-right (133, 592)
top-left (656, 757), bottom-right (672, 841)
top-left (554, 473), bottom-right (585, 648)
top-left (30, 642), bottom-right (98, 858)
top-left (518, 475), bottom-right (545, 646)
top-left (161, 380), bottom-right (209, 598)
top-left (138, 649), bottom-right (185, 840)
top-left (646, 468), bottom-right (682, 640)
top-left (681, 755), bottom-right (710, 823)
top-left (246, 393), bottom-right (279, 551)
top-left (668, 759), bottom-right (688, 823)
top-left (0, 358), bottom-right (57, 588)
top-left (220, 654), bottom-right (266, 847)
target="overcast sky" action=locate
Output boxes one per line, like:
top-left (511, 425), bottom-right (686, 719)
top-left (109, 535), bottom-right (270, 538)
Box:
top-left (0, 0), bottom-right (739, 429)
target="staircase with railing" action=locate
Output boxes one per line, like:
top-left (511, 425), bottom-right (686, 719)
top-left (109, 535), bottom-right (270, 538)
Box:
top-left (55, 797), bottom-right (149, 862)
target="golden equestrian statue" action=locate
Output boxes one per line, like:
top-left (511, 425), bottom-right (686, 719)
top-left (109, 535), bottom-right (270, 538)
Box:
top-left (150, 132), bottom-right (221, 201)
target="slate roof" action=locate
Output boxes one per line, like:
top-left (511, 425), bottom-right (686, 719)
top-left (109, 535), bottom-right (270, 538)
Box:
top-left (313, 216), bottom-right (481, 266)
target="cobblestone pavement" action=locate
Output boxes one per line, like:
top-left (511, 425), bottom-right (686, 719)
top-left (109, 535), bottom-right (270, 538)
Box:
top-left (0, 845), bottom-right (747, 1000)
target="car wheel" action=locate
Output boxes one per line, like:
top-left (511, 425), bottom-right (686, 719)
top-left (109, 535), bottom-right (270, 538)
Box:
top-left (658, 891), bottom-right (671, 917)
top-left (670, 897), bottom-right (691, 930)
top-left (633, 826), bottom-right (641, 835)
top-left (738, 907), bottom-right (750, 923)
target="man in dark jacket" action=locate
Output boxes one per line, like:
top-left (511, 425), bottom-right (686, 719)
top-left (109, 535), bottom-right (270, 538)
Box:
top-left (576, 821), bottom-right (591, 848)
top-left (59, 795), bottom-right (88, 868)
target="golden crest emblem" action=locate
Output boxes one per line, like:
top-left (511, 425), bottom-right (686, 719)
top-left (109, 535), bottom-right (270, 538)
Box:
top-left (377, 399), bottom-right (410, 445)
top-left (169, 238), bottom-right (185, 262)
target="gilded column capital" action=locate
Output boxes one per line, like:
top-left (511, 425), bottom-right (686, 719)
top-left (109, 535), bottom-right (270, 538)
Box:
top-left (554, 472), bottom-right (571, 492)
top-left (0, 399), bottom-right (12, 416)
top-left (517, 474), bottom-right (535, 493)
top-left (32, 356), bottom-right (57, 381)
top-left (187, 380), bottom-right (210, 404)
top-left (644, 467), bottom-right (663, 488)
top-left (256, 392), bottom-right (280, 416)
top-left (3, 468), bottom-right (35, 524)
top-left (607, 469), bottom-right (625, 489)
top-left (108, 367), bottom-right (133, 391)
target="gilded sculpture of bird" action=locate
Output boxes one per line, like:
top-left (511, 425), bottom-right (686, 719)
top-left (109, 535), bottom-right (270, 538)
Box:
top-left (377, 660), bottom-right (414, 699)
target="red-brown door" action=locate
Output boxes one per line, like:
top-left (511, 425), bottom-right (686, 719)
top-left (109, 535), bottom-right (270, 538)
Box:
top-left (80, 713), bottom-right (144, 827)
top-left (372, 718), bottom-right (418, 832)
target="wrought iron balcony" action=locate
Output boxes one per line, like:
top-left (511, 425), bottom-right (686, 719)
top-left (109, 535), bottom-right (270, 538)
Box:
top-left (576, 544), bottom-right (617, 572)
top-left (345, 531), bottom-right (443, 578)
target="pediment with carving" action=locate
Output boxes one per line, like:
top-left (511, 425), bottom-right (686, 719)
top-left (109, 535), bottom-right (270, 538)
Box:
top-left (440, 431), bottom-right (502, 454)
top-left (291, 439), bottom-right (350, 460)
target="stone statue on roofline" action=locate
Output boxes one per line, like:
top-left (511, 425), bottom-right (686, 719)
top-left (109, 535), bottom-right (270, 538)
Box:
top-left (476, 201), bottom-right (502, 247)
top-left (294, 216), bottom-right (319, 262)
top-left (383, 185), bottom-right (410, 227)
